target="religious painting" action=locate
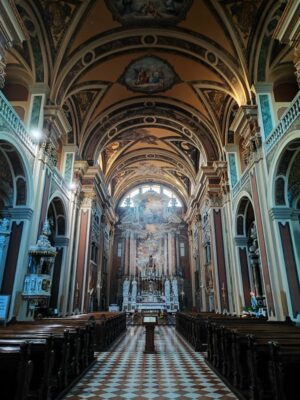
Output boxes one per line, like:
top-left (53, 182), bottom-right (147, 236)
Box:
top-left (105, 0), bottom-right (193, 26)
top-left (120, 56), bottom-right (180, 93)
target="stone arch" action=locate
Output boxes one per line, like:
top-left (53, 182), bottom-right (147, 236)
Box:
top-left (0, 135), bottom-right (33, 209)
top-left (46, 195), bottom-right (68, 312)
top-left (234, 194), bottom-right (266, 311)
top-left (268, 132), bottom-right (300, 209)
top-left (47, 194), bottom-right (68, 239)
top-left (268, 134), bottom-right (300, 320)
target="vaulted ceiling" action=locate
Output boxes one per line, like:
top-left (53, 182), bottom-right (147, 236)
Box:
top-left (7, 0), bottom-right (294, 206)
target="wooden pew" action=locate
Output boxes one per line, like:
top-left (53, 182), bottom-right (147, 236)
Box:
top-left (0, 342), bottom-right (33, 400)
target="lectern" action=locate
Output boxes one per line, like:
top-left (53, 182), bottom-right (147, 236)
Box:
top-left (143, 315), bottom-right (157, 354)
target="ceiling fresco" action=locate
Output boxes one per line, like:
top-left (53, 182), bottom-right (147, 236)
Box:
top-left (105, 0), bottom-right (193, 26)
top-left (8, 0), bottom-right (293, 207)
top-left (120, 55), bottom-right (180, 94)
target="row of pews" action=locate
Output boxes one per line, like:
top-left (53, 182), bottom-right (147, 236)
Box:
top-left (176, 312), bottom-right (300, 400)
top-left (0, 312), bottom-right (126, 400)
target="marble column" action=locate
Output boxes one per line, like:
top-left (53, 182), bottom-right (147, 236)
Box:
top-left (164, 233), bottom-right (168, 275)
top-left (73, 195), bottom-right (93, 312)
top-left (129, 232), bottom-right (136, 277)
top-left (168, 232), bottom-right (175, 276)
top-left (294, 46), bottom-right (300, 88)
top-left (234, 237), bottom-right (251, 308)
top-left (124, 232), bottom-right (130, 276)
top-left (0, 51), bottom-right (6, 89)
top-left (175, 232), bottom-right (180, 275)
top-left (0, 218), bottom-right (10, 289)
top-left (250, 170), bottom-right (276, 317)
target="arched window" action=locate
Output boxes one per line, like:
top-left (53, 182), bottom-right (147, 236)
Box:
top-left (120, 184), bottom-right (182, 208)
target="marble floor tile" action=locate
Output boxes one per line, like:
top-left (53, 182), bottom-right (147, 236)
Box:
top-left (64, 326), bottom-right (237, 400)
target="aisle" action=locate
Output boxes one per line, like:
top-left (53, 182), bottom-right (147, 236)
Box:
top-left (64, 326), bottom-right (237, 399)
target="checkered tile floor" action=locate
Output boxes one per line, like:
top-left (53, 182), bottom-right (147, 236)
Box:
top-left (64, 326), bottom-right (237, 399)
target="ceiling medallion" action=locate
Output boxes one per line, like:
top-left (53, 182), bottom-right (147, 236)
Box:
top-left (105, 0), bottom-right (193, 26)
top-left (120, 55), bottom-right (180, 94)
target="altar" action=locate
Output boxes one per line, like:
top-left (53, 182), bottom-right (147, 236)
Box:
top-left (122, 255), bottom-right (180, 313)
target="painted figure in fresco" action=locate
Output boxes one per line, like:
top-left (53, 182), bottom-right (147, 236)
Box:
top-left (138, 1), bottom-right (161, 17)
top-left (165, 0), bottom-right (176, 14)
top-left (122, 0), bottom-right (133, 14)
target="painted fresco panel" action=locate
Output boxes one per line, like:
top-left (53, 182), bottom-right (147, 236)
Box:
top-left (228, 153), bottom-right (238, 187)
top-left (30, 95), bottom-right (43, 129)
top-left (121, 56), bottom-right (180, 93)
top-left (259, 94), bottom-right (274, 139)
top-left (105, 0), bottom-right (193, 26)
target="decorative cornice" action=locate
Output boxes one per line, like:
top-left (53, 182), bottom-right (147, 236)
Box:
top-left (229, 105), bottom-right (261, 165)
top-left (272, 0), bottom-right (300, 47)
top-left (0, 207), bottom-right (34, 220)
top-left (234, 236), bottom-right (248, 247)
top-left (269, 207), bottom-right (300, 221)
top-left (55, 236), bottom-right (70, 247)
top-left (44, 106), bottom-right (72, 141)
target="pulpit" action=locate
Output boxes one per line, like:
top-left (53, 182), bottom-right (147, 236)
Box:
top-left (143, 315), bottom-right (157, 353)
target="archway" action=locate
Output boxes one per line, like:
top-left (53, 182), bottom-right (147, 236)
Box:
top-left (235, 196), bottom-right (266, 310)
top-left (46, 196), bottom-right (67, 315)
top-left (272, 138), bottom-right (300, 319)
top-left (112, 183), bottom-right (191, 313)
top-left (0, 140), bottom-right (30, 296)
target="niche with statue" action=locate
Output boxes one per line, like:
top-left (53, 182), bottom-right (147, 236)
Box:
top-left (22, 220), bottom-right (57, 299)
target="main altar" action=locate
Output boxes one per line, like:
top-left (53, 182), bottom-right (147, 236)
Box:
top-left (122, 255), bottom-right (179, 313)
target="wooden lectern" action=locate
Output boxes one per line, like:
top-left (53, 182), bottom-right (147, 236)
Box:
top-left (143, 315), bottom-right (157, 354)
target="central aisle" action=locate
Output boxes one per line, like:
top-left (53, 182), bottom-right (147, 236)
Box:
top-left (65, 326), bottom-right (237, 399)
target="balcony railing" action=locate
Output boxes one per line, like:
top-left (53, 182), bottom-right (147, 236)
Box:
top-left (265, 91), bottom-right (300, 155)
top-left (232, 169), bottom-right (250, 199)
top-left (0, 90), bottom-right (35, 154)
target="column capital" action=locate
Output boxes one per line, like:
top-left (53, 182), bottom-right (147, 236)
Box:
top-left (80, 191), bottom-right (96, 209)
top-left (43, 105), bottom-right (72, 142)
top-left (229, 105), bottom-right (262, 165)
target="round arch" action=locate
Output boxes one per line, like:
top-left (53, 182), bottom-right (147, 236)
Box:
top-left (47, 195), bottom-right (68, 244)
top-left (267, 131), bottom-right (300, 210)
top-left (0, 133), bottom-right (34, 209)
top-left (232, 191), bottom-right (253, 236)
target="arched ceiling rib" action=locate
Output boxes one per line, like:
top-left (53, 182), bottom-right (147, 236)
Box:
top-left (9, 0), bottom-right (295, 208)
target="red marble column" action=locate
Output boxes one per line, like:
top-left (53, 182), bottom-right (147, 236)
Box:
top-left (212, 210), bottom-right (228, 310)
top-left (1, 222), bottom-right (23, 295)
top-left (279, 222), bottom-right (300, 318)
top-left (239, 248), bottom-right (251, 307)
top-left (250, 171), bottom-right (275, 316)
top-left (74, 211), bottom-right (89, 309)
top-left (49, 247), bottom-right (63, 309)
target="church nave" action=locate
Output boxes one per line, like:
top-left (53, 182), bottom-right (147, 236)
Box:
top-left (64, 326), bottom-right (237, 400)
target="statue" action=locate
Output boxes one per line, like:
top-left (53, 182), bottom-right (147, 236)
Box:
top-left (131, 279), bottom-right (137, 302)
top-left (0, 218), bottom-right (9, 232)
top-left (123, 278), bottom-right (130, 298)
top-left (165, 279), bottom-right (170, 302)
top-left (250, 291), bottom-right (258, 309)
